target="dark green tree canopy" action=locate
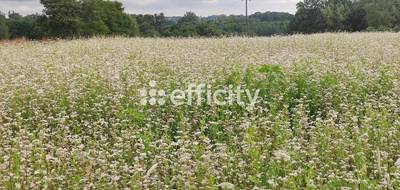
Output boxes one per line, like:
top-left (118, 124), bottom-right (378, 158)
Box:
top-left (40, 0), bottom-right (82, 37)
top-left (289, 0), bottom-right (400, 33)
top-left (0, 13), bottom-right (9, 40)
top-left (40, 0), bottom-right (138, 38)
top-left (289, 0), bottom-right (327, 33)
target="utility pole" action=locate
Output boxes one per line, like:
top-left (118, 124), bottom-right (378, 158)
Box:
top-left (245, 0), bottom-right (250, 35)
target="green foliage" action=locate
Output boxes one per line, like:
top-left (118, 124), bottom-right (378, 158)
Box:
top-left (323, 0), bottom-right (352, 31)
top-left (345, 2), bottom-right (368, 31)
top-left (0, 14), bottom-right (9, 39)
top-left (40, 0), bottom-right (82, 38)
top-left (1, 0), bottom-right (399, 39)
top-left (135, 14), bottom-right (160, 37)
top-left (1, 2), bottom-right (294, 39)
top-left (117, 107), bottom-right (145, 124)
top-left (6, 12), bottom-right (46, 39)
top-left (289, 0), bottom-right (327, 33)
top-left (208, 12), bottom-right (293, 36)
top-left (290, 0), bottom-right (399, 33)
top-left (39, 0), bottom-right (138, 38)
top-left (258, 64), bottom-right (287, 94)
top-left (178, 12), bottom-right (200, 25)
top-left (172, 12), bottom-right (201, 37)
top-left (134, 14), bottom-right (170, 37)
top-left (363, 0), bottom-right (400, 29)
top-left (79, 0), bottom-right (110, 36)
top-left (95, 1), bottom-right (138, 36)
top-left (196, 21), bottom-right (223, 37)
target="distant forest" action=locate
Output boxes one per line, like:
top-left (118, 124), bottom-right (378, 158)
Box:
top-left (0, 0), bottom-right (399, 40)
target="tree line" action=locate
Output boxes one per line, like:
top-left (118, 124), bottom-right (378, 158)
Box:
top-left (289, 0), bottom-right (400, 33)
top-left (0, 0), bottom-right (399, 40)
top-left (0, 0), bottom-right (292, 39)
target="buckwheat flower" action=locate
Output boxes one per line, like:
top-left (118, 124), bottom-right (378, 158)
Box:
top-left (395, 158), bottom-right (400, 169)
top-left (273, 150), bottom-right (291, 162)
top-left (267, 179), bottom-right (277, 187)
top-left (145, 163), bottom-right (159, 178)
top-left (217, 182), bottom-right (235, 189)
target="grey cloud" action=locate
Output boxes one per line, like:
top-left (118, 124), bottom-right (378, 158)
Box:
top-left (0, 0), bottom-right (42, 15)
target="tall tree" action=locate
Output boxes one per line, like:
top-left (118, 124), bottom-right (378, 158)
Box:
top-left (323, 0), bottom-right (352, 31)
top-left (6, 12), bottom-right (45, 39)
top-left (40, 0), bottom-right (138, 38)
top-left (345, 1), bottom-right (367, 31)
top-left (97, 0), bottom-right (138, 36)
top-left (135, 14), bottom-right (159, 37)
top-left (79, 0), bottom-right (110, 36)
top-left (40, 0), bottom-right (82, 38)
top-left (362, 0), bottom-right (400, 30)
top-left (178, 12), bottom-right (200, 25)
top-left (363, 0), bottom-right (390, 29)
top-left (154, 13), bottom-right (170, 36)
top-left (289, 0), bottom-right (327, 33)
top-left (0, 13), bottom-right (9, 40)
top-left (173, 12), bottom-right (200, 37)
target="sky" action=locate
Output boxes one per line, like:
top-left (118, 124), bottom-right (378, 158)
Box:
top-left (0, 0), bottom-right (300, 17)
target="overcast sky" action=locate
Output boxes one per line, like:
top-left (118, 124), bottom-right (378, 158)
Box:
top-left (0, 0), bottom-right (300, 16)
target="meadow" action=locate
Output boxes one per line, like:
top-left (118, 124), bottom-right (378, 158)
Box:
top-left (0, 33), bottom-right (400, 189)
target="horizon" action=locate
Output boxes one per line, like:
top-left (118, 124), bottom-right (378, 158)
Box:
top-left (0, 0), bottom-right (299, 17)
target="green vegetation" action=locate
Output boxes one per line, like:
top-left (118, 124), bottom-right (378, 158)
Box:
top-left (40, 0), bottom-right (138, 37)
top-left (0, 1), bottom-right (293, 39)
top-left (0, 14), bottom-right (9, 39)
top-left (1, 0), bottom-right (399, 39)
top-left (289, 0), bottom-right (400, 33)
top-left (0, 33), bottom-right (400, 189)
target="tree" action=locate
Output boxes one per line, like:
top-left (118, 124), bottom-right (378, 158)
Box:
top-left (323, 0), bottom-right (352, 31)
top-left (154, 13), bottom-right (171, 36)
top-left (40, 0), bottom-right (82, 38)
top-left (250, 12), bottom-right (294, 22)
top-left (290, 0), bottom-right (400, 33)
top-left (289, 0), bottom-right (327, 33)
top-left (40, 0), bottom-right (138, 38)
top-left (0, 13), bottom-right (9, 40)
top-left (6, 12), bottom-right (46, 39)
top-left (173, 12), bottom-right (200, 37)
top-left (135, 14), bottom-right (159, 37)
top-left (79, 0), bottom-right (110, 36)
top-left (362, 0), bottom-right (400, 30)
top-left (345, 1), bottom-right (367, 31)
top-left (178, 12), bottom-right (200, 25)
top-left (97, 0), bottom-right (138, 36)
top-left (196, 21), bottom-right (222, 37)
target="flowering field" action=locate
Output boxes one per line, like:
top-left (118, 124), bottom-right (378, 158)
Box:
top-left (1, 33), bottom-right (400, 189)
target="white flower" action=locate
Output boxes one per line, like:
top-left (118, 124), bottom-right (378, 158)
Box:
top-left (273, 149), bottom-right (291, 162)
top-left (217, 182), bottom-right (235, 189)
top-left (395, 158), bottom-right (400, 169)
top-left (145, 163), bottom-right (159, 178)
